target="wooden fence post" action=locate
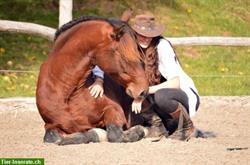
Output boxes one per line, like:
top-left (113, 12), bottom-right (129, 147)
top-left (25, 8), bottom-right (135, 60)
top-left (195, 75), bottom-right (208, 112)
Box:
top-left (59, 0), bottom-right (73, 27)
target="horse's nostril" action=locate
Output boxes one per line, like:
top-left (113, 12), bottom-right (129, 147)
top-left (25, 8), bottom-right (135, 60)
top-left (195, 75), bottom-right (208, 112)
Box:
top-left (126, 88), bottom-right (133, 98)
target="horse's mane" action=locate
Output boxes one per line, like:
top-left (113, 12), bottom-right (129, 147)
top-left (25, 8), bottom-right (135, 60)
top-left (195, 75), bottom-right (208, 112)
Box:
top-left (54, 15), bottom-right (141, 63)
top-left (55, 16), bottom-right (131, 41)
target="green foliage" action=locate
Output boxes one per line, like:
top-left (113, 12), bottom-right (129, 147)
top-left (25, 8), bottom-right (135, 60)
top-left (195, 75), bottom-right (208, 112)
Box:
top-left (0, 0), bottom-right (249, 97)
top-left (0, 0), bottom-right (58, 27)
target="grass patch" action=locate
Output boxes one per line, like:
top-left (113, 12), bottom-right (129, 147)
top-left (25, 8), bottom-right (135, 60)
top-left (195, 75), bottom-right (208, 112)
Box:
top-left (175, 46), bottom-right (250, 95)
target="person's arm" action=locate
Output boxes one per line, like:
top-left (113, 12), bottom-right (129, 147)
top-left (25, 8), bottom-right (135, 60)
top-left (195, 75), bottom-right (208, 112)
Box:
top-left (92, 66), bottom-right (104, 79)
top-left (148, 76), bottom-right (180, 94)
top-left (89, 66), bottom-right (104, 98)
top-left (132, 76), bottom-right (180, 113)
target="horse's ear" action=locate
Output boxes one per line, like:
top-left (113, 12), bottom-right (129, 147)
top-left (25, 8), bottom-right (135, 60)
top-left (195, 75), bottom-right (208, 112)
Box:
top-left (120, 9), bottom-right (133, 22)
top-left (111, 24), bottom-right (125, 41)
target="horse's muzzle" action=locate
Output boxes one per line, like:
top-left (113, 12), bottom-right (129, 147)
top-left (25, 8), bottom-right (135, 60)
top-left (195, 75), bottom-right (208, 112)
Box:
top-left (137, 90), bottom-right (148, 100)
top-left (126, 88), bottom-right (148, 100)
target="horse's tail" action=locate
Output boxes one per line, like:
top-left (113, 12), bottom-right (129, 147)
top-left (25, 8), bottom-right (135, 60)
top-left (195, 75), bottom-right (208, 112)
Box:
top-left (196, 129), bottom-right (216, 138)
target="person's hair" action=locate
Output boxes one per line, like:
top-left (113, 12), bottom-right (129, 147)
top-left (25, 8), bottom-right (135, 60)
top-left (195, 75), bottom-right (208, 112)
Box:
top-left (140, 36), bottom-right (163, 86)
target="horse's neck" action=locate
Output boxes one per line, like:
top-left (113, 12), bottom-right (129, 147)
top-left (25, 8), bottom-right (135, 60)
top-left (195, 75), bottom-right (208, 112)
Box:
top-left (51, 21), bottom-right (111, 94)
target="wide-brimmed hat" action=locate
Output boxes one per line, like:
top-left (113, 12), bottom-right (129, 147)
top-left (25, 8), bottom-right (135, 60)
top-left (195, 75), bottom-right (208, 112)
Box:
top-left (131, 14), bottom-right (165, 37)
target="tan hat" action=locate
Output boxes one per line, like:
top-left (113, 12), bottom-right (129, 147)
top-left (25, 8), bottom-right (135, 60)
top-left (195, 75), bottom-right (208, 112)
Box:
top-left (131, 14), bottom-right (165, 37)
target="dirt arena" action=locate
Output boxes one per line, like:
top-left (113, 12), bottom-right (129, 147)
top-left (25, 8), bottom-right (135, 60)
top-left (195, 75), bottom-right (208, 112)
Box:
top-left (0, 96), bottom-right (249, 165)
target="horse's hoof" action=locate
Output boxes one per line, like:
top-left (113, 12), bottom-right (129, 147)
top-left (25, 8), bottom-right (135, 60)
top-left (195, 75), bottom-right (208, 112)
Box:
top-left (43, 129), bottom-right (62, 144)
top-left (106, 124), bottom-right (123, 143)
top-left (123, 125), bottom-right (145, 142)
top-left (132, 125), bottom-right (146, 139)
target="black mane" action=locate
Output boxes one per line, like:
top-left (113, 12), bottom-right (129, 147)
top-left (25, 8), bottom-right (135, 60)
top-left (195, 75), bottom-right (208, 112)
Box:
top-left (54, 16), bottom-right (132, 41)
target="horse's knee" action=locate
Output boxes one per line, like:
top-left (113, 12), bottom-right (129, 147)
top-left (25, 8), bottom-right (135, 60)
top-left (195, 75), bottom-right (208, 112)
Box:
top-left (43, 129), bottom-right (62, 144)
top-left (106, 124), bottom-right (123, 143)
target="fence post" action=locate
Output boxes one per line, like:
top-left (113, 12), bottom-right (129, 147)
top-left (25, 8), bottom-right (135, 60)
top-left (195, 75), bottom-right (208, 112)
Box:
top-left (59, 0), bottom-right (73, 27)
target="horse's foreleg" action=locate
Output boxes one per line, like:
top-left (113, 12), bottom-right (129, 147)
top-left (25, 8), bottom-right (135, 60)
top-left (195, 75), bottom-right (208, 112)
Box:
top-left (122, 125), bottom-right (147, 142)
top-left (58, 129), bottom-right (100, 145)
top-left (44, 128), bottom-right (102, 145)
top-left (103, 106), bottom-right (146, 143)
top-left (106, 124), bottom-right (146, 143)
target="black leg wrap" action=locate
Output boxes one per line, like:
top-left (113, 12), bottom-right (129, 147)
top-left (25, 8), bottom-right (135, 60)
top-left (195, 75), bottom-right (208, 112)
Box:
top-left (106, 124), bottom-right (123, 143)
top-left (86, 129), bottom-right (100, 143)
top-left (58, 130), bottom-right (100, 145)
top-left (58, 133), bottom-right (89, 145)
top-left (43, 129), bottom-right (62, 144)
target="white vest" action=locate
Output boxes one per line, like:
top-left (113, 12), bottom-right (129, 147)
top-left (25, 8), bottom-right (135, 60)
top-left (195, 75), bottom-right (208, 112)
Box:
top-left (157, 39), bottom-right (199, 117)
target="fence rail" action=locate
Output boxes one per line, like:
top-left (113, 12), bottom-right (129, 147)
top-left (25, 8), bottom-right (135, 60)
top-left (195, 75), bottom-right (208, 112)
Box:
top-left (167, 37), bottom-right (250, 46)
top-left (1, 69), bottom-right (249, 78)
top-left (1, 20), bottom-right (250, 46)
top-left (1, 21), bottom-right (250, 78)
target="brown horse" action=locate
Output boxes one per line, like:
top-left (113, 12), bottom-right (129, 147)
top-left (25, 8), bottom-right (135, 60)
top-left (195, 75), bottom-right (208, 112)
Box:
top-left (36, 16), bottom-right (149, 145)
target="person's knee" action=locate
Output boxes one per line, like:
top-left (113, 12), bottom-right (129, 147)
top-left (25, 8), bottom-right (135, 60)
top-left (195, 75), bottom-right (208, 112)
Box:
top-left (154, 89), bottom-right (168, 106)
top-left (154, 89), bottom-right (179, 114)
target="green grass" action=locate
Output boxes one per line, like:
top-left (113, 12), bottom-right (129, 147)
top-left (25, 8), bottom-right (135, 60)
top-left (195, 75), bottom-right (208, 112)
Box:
top-left (176, 46), bottom-right (250, 95)
top-left (0, 0), bottom-right (250, 97)
top-left (0, 33), bottom-right (50, 97)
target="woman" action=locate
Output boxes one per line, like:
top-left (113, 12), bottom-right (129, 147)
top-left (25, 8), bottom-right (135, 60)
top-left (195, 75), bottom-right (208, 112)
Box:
top-left (89, 14), bottom-right (200, 141)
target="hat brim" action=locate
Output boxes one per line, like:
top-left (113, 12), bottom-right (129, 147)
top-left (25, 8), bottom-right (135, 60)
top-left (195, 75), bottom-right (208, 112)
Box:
top-left (131, 24), bottom-right (165, 38)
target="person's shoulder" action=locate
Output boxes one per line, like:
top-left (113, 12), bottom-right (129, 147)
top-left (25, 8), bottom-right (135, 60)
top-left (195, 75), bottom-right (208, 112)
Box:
top-left (157, 37), bottom-right (172, 49)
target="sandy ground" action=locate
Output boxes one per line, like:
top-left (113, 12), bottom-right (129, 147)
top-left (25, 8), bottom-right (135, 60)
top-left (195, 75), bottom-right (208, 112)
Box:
top-left (0, 96), bottom-right (249, 165)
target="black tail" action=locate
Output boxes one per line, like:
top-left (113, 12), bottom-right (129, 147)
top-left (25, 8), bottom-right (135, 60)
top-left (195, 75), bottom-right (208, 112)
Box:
top-left (196, 129), bottom-right (216, 138)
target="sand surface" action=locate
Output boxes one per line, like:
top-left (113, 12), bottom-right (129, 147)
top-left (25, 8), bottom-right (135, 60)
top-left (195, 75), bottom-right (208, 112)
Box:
top-left (0, 96), bottom-right (249, 165)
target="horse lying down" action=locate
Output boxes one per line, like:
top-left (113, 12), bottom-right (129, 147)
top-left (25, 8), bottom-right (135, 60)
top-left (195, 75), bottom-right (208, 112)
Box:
top-left (36, 16), bottom-right (150, 145)
top-left (41, 71), bottom-right (211, 145)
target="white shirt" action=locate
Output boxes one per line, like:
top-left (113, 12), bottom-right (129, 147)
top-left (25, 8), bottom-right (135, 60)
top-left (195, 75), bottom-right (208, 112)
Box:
top-left (157, 38), bottom-right (199, 117)
top-left (92, 66), bottom-right (104, 79)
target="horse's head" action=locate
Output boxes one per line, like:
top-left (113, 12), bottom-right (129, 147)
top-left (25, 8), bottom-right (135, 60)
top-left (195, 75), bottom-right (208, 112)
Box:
top-left (95, 20), bottom-right (149, 100)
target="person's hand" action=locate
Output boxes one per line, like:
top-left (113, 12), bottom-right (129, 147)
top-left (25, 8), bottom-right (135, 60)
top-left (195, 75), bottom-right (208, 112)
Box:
top-left (132, 99), bottom-right (143, 114)
top-left (88, 78), bottom-right (104, 98)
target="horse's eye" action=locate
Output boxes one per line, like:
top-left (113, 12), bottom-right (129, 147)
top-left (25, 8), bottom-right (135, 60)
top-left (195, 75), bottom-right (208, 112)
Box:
top-left (111, 47), bottom-right (118, 53)
top-left (140, 60), bottom-right (145, 68)
top-left (123, 70), bottom-right (128, 74)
